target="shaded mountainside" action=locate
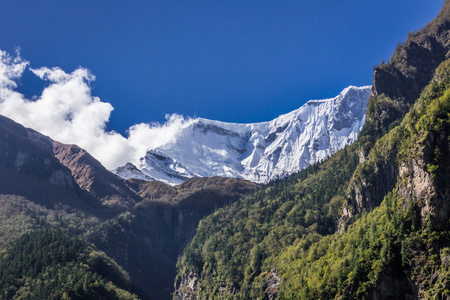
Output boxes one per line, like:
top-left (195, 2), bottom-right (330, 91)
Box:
top-left (174, 3), bottom-right (450, 299)
top-left (349, 0), bottom-right (450, 223)
top-left (85, 177), bottom-right (259, 299)
top-left (277, 57), bottom-right (450, 300)
top-left (1, 2), bottom-right (449, 300)
top-left (0, 115), bottom-right (91, 210)
top-left (52, 141), bottom-right (142, 208)
top-left (365, 0), bottom-right (450, 142)
top-left (0, 114), bottom-right (259, 299)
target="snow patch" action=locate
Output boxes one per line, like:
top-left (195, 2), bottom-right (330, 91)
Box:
top-left (114, 86), bottom-right (371, 185)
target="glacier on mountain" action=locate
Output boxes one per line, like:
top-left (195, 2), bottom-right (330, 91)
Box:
top-left (114, 85), bottom-right (371, 185)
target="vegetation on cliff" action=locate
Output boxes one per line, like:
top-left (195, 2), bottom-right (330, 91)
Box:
top-left (1, 2), bottom-right (450, 300)
top-left (174, 5), bottom-right (450, 297)
top-left (175, 143), bottom-right (360, 299)
top-left (276, 61), bottom-right (450, 298)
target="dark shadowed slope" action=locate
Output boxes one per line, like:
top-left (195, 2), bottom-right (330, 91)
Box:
top-left (0, 113), bottom-right (260, 299)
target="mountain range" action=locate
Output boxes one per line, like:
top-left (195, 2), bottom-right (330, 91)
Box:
top-left (0, 1), bottom-right (449, 300)
top-left (114, 85), bottom-right (371, 185)
top-left (0, 112), bottom-right (260, 299)
top-left (174, 1), bottom-right (450, 298)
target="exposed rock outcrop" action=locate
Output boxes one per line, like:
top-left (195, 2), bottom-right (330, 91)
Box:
top-left (347, 0), bottom-right (450, 217)
top-left (264, 271), bottom-right (281, 300)
top-left (0, 116), bottom-right (76, 190)
top-left (366, 1), bottom-right (450, 138)
top-left (52, 141), bottom-right (141, 208)
top-left (364, 272), bottom-right (418, 300)
top-left (396, 130), bottom-right (450, 229)
top-left (174, 271), bottom-right (200, 300)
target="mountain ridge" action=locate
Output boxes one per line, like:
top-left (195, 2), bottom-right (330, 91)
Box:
top-left (115, 85), bottom-right (371, 185)
top-left (174, 1), bottom-right (450, 298)
top-left (0, 112), bottom-right (261, 299)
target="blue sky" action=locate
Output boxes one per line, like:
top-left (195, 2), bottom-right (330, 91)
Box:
top-left (0, 0), bottom-right (444, 134)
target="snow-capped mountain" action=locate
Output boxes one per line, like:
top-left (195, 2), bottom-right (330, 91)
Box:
top-left (114, 85), bottom-right (371, 185)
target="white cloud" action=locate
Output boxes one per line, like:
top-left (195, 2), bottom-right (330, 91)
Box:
top-left (0, 50), bottom-right (29, 89)
top-left (0, 50), bottom-right (195, 169)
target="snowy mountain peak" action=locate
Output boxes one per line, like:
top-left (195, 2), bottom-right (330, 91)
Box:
top-left (113, 85), bottom-right (372, 185)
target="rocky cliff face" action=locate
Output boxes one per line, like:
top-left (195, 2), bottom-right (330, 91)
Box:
top-left (346, 47), bottom-right (450, 300)
top-left (0, 115), bottom-right (94, 209)
top-left (174, 271), bottom-right (200, 300)
top-left (365, 0), bottom-right (450, 139)
top-left (0, 116), bottom-right (75, 190)
top-left (357, 126), bottom-right (450, 299)
top-left (396, 129), bottom-right (450, 229)
top-left (349, 82), bottom-right (449, 227)
top-left (52, 141), bottom-right (142, 208)
top-left (347, 1), bottom-right (450, 219)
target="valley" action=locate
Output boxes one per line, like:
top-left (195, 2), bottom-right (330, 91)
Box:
top-left (0, 1), bottom-right (449, 300)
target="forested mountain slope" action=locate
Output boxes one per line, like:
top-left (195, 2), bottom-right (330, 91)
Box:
top-left (0, 228), bottom-right (137, 299)
top-left (174, 2), bottom-right (450, 299)
top-left (1, 1), bottom-right (450, 299)
top-left (0, 114), bottom-right (259, 299)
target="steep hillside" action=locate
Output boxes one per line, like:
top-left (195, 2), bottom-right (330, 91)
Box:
top-left (347, 0), bottom-right (450, 223)
top-left (0, 228), bottom-right (138, 299)
top-left (115, 86), bottom-right (371, 185)
top-left (175, 141), bottom-right (361, 299)
top-left (0, 115), bottom-right (94, 210)
top-left (85, 177), bottom-right (259, 299)
top-left (1, 2), bottom-right (449, 299)
top-left (52, 141), bottom-right (141, 208)
top-left (174, 3), bottom-right (450, 299)
top-left (0, 114), bottom-right (259, 299)
top-left (277, 57), bottom-right (450, 300)
top-left (364, 0), bottom-right (450, 143)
